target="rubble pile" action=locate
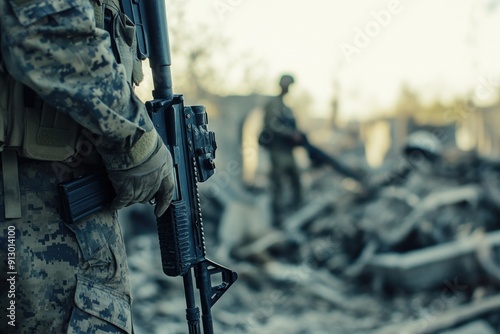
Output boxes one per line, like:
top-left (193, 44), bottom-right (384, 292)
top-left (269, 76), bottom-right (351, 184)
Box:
top-left (121, 149), bottom-right (500, 334)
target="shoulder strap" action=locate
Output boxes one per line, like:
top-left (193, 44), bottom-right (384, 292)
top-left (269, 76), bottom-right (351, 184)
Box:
top-left (92, 0), bottom-right (105, 29)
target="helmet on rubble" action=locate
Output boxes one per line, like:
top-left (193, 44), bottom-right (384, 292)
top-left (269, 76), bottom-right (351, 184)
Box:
top-left (403, 130), bottom-right (442, 162)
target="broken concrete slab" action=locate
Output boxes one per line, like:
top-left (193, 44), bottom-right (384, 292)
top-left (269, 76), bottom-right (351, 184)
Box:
top-left (374, 294), bottom-right (500, 334)
top-left (379, 185), bottom-right (483, 247)
top-left (440, 320), bottom-right (496, 334)
top-left (283, 193), bottom-right (338, 234)
top-left (367, 231), bottom-right (500, 291)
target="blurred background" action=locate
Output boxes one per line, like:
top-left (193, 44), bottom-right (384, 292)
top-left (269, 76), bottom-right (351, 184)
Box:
top-left (122, 0), bottom-right (500, 333)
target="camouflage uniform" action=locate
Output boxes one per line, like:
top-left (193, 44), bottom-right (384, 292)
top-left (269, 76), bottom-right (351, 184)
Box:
top-left (0, 161), bottom-right (131, 333)
top-left (263, 94), bottom-right (302, 225)
top-left (0, 0), bottom-right (156, 332)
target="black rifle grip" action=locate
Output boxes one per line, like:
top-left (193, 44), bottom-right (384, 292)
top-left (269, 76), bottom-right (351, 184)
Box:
top-left (157, 200), bottom-right (193, 277)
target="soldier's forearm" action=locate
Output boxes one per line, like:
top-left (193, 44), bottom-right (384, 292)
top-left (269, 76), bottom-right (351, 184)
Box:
top-left (0, 0), bottom-right (151, 151)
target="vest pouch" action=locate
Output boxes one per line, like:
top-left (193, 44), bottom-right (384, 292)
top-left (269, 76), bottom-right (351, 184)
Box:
top-left (109, 9), bottom-right (142, 85)
top-left (23, 103), bottom-right (79, 161)
top-left (107, 7), bottom-right (143, 85)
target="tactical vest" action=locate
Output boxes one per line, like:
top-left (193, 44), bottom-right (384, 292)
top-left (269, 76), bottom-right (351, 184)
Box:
top-left (0, 0), bottom-right (143, 218)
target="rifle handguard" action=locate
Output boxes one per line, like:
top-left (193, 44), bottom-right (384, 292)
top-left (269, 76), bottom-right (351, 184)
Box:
top-left (157, 200), bottom-right (195, 276)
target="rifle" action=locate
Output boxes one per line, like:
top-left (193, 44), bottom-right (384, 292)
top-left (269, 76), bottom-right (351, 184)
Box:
top-left (300, 133), bottom-right (364, 182)
top-left (59, 1), bottom-right (237, 333)
top-left (259, 128), bottom-right (364, 182)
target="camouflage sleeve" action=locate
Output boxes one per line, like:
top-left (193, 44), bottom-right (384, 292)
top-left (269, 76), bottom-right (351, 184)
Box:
top-left (0, 0), bottom-right (152, 152)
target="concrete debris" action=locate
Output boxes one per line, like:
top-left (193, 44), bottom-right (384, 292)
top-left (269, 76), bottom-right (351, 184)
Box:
top-left (367, 231), bottom-right (500, 291)
top-left (375, 295), bottom-right (500, 334)
top-left (119, 137), bottom-right (500, 334)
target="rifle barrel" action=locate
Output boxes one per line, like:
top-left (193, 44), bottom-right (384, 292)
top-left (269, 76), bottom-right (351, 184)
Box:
top-left (144, 0), bottom-right (173, 100)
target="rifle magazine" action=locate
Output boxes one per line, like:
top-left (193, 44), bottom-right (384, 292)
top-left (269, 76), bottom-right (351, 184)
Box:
top-left (58, 173), bottom-right (115, 224)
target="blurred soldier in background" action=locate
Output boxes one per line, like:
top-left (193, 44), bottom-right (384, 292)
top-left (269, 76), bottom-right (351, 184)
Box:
top-left (261, 74), bottom-right (304, 227)
top-left (0, 1), bottom-right (174, 332)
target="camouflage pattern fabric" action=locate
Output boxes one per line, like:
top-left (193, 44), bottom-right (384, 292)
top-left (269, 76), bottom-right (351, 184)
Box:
top-left (263, 96), bottom-right (302, 225)
top-left (0, 0), bottom-right (144, 332)
top-left (0, 160), bottom-right (131, 333)
top-left (0, 0), bottom-right (153, 153)
top-left (268, 148), bottom-right (302, 223)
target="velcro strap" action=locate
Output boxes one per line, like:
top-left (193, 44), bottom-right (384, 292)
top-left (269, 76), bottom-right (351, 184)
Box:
top-left (2, 149), bottom-right (21, 219)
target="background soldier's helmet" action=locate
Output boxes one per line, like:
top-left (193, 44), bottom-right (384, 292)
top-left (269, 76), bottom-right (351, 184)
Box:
top-left (279, 74), bottom-right (295, 87)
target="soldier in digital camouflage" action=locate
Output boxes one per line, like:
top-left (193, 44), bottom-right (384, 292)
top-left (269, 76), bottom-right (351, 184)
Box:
top-left (0, 0), bottom-right (174, 332)
top-left (262, 74), bottom-right (304, 227)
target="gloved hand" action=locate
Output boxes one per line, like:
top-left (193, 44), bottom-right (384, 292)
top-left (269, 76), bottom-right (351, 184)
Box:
top-left (99, 130), bottom-right (175, 217)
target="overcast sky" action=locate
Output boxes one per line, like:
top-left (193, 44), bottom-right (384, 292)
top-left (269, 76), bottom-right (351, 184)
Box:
top-left (179, 0), bottom-right (500, 120)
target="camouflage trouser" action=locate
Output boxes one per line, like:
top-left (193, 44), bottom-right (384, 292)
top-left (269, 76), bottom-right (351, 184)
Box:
top-left (0, 159), bottom-right (132, 333)
top-left (269, 148), bottom-right (302, 226)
